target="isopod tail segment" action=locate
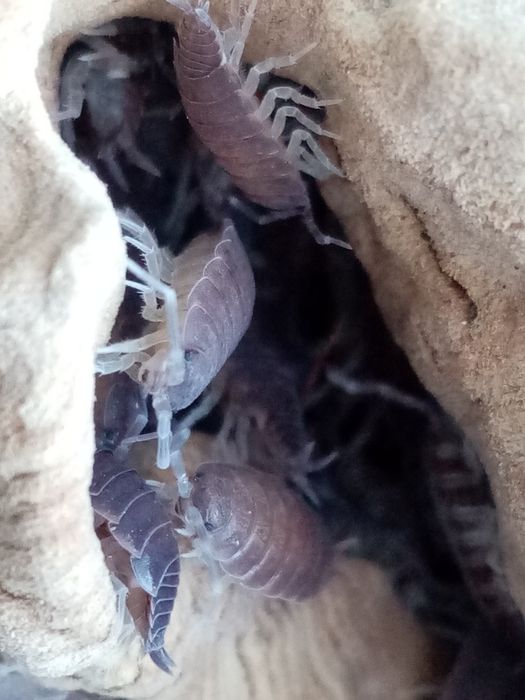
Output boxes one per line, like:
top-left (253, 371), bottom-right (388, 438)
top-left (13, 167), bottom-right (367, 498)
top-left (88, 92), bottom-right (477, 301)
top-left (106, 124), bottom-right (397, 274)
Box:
top-left (169, 0), bottom-right (351, 250)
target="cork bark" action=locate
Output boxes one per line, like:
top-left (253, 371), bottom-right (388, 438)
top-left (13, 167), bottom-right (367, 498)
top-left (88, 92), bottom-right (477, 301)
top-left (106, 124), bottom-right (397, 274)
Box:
top-left (0, 0), bottom-right (522, 696)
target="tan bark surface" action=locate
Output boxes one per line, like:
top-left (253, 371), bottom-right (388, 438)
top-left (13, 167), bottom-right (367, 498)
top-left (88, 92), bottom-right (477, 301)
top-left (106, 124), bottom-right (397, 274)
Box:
top-left (0, 0), bottom-right (522, 696)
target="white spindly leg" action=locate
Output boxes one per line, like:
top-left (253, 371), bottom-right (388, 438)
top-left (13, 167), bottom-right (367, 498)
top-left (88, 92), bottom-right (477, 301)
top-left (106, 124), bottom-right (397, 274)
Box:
top-left (170, 420), bottom-right (192, 499)
top-left (222, 27), bottom-right (239, 58)
top-left (287, 128), bottom-right (343, 178)
top-left (255, 85), bottom-right (341, 121)
top-left (125, 279), bottom-right (164, 323)
top-left (120, 211), bottom-right (163, 280)
top-left (243, 42), bottom-right (317, 96)
top-left (56, 58), bottom-right (91, 122)
top-left (303, 214), bottom-right (352, 250)
top-left (95, 351), bottom-right (150, 375)
top-left (170, 446), bottom-right (192, 499)
top-left (126, 258), bottom-right (185, 386)
top-left (298, 148), bottom-right (338, 181)
top-left (271, 105), bottom-right (339, 140)
top-left (152, 390), bottom-right (173, 470)
top-left (98, 329), bottom-right (167, 356)
top-left (120, 212), bottom-right (164, 318)
top-left (228, 0), bottom-right (258, 69)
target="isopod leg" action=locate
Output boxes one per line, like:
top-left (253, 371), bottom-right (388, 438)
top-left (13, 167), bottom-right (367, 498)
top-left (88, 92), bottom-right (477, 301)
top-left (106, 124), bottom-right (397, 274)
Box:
top-left (303, 215), bottom-right (352, 250)
top-left (98, 144), bottom-right (130, 192)
top-left (120, 140), bottom-right (161, 179)
top-left (286, 128), bottom-right (343, 178)
top-left (151, 388), bottom-right (191, 496)
top-left (95, 352), bottom-right (149, 375)
top-left (242, 42), bottom-right (317, 96)
top-left (182, 505), bottom-right (224, 590)
top-left (228, 0), bottom-right (258, 69)
top-left (152, 390), bottom-right (174, 471)
top-left (120, 213), bottom-right (164, 320)
top-left (98, 329), bottom-right (167, 355)
top-left (56, 56), bottom-right (90, 122)
top-left (125, 280), bottom-right (164, 323)
top-left (126, 258), bottom-right (185, 386)
top-left (271, 105), bottom-right (340, 140)
top-left (297, 147), bottom-right (341, 181)
top-left (255, 85), bottom-right (341, 121)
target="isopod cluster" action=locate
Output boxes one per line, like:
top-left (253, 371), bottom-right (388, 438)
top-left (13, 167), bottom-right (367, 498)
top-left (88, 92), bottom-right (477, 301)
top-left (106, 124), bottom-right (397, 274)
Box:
top-left (57, 3), bottom-right (525, 694)
top-left (59, 0), bottom-right (345, 673)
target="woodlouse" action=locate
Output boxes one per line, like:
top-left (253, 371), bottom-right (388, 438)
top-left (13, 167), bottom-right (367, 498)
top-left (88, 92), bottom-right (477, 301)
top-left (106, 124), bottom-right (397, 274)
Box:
top-left (58, 35), bottom-right (160, 190)
top-left (169, 0), bottom-right (350, 248)
top-left (91, 372), bottom-right (180, 673)
top-left (97, 214), bottom-right (255, 495)
top-left (182, 462), bottom-right (333, 600)
top-left (329, 370), bottom-right (525, 640)
top-left (214, 335), bottom-right (331, 499)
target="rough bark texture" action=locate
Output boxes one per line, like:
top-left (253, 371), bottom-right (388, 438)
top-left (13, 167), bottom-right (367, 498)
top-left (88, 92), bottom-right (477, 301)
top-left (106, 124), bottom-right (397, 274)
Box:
top-left (0, 0), bottom-right (523, 696)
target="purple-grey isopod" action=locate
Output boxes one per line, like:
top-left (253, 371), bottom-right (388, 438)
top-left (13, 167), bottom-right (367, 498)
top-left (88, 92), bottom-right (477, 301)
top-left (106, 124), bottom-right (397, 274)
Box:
top-left (168, 219), bottom-right (256, 411)
top-left (215, 336), bottom-right (325, 498)
top-left (91, 372), bottom-right (180, 673)
top-left (169, 0), bottom-right (348, 248)
top-left (183, 462), bottom-right (334, 600)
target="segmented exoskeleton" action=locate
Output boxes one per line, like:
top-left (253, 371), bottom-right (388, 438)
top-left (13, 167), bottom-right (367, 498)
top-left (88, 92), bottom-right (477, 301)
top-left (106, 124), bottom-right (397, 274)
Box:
top-left (182, 462), bottom-right (333, 600)
top-left (96, 213), bottom-right (255, 496)
top-left (425, 419), bottom-right (525, 643)
top-left (214, 335), bottom-right (331, 499)
top-left (168, 0), bottom-right (349, 248)
top-left (91, 372), bottom-right (180, 673)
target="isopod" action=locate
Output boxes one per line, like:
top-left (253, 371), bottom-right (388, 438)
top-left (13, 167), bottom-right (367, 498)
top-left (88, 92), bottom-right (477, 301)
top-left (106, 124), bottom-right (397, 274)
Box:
top-left (214, 335), bottom-right (330, 499)
top-left (182, 462), bottom-right (333, 600)
top-left (58, 36), bottom-right (160, 191)
top-left (168, 0), bottom-right (350, 248)
top-left (96, 214), bottom-right (255, 495)
top-left (91, 372), bottom-right (180, 673)
top-left (329, 370), bottom-right (525, 640)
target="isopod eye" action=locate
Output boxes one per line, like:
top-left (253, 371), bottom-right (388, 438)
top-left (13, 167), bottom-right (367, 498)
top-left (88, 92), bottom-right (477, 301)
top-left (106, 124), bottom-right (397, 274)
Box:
top-left (184, 349), bottom-right (196, 362)
top-left (204, 521), bottom-right (216, 532)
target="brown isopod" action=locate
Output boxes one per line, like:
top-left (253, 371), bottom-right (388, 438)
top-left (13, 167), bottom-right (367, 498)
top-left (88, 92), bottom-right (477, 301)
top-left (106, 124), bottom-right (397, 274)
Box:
top-left (181, 462), bottom-right (334, 600)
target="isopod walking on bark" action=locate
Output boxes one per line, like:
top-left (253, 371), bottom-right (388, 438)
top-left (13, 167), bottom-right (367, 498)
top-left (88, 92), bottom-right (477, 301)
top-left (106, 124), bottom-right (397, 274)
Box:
top-left (91, 372), bottom-right (181, 673)
top-left (96, 213), bottom-right (255, 496)
top-left (168, 0), bottom-right (350, 249)
top-left (180, 462), bottom-right (334, 600)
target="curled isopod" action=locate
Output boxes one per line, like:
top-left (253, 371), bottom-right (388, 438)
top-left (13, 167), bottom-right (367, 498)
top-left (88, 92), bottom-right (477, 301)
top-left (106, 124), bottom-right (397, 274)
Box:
top-left (91, 372), bottom-right (180, 673)
top-left (183, 462), bottom-right (334, 600)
